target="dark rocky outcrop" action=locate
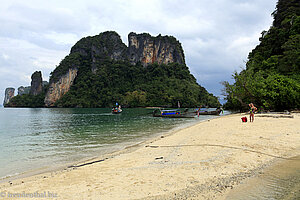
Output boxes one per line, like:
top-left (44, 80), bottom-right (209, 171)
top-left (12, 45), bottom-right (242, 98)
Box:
top-left (3, 88), bottom-right (15, 105)
top-left (42, 81), bottom-right (49, 87)
top-left (5, 73), bottom-right (47, 107)
top-left (30, 71), bottom-right (43, 96)
top-left (71, 31), bottom-right (128, 73)
top-left (18, 86), bottom-right (31, 95)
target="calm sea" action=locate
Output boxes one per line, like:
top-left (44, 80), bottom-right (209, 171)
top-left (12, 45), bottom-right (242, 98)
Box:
top-left (0, 107), bottom-right (221, 179)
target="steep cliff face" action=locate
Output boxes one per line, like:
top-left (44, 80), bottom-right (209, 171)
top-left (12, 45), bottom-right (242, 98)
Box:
top-left (71, 31), bottom-right (128, 73)
top-left (30, 71), bottom-right (43, 95)
top-left (128, 32), bottom-right (185, 66)
top-left (3, 88), bottom-right (15, 105)
top-left (44, 68), bottom-right (78, 107)
top-left (44, 31), bottom-right (128, 106)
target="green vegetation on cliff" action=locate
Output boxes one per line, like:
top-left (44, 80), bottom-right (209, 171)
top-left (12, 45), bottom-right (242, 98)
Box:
top-left (48, 32), bottom-right (219, 108)
top-left (6, 31), bottom-right (219, 108)
top-left (223, 0), bottom-right (300, 111)
top-left (55, 59), bottom-right (220, 108)
top-left (6, 86), bottom-right (48, 108)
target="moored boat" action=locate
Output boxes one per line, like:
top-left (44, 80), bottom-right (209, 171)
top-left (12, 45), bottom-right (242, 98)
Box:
top-left (197, 109), bottom-right (221, 115)
top-left (112, 108), bottom-right (122, 114)
top-left (112, 104), bottom-right (122, 114)
top-left (153, 109), bottom-right (195, 118)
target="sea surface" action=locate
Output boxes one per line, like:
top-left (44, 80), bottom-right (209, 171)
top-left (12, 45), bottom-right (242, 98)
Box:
top-left (0, 107), bottom-right (222, 180)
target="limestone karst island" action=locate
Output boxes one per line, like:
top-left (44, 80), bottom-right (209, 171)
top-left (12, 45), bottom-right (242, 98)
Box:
top-left (3, 32), bottom-right (220, 108)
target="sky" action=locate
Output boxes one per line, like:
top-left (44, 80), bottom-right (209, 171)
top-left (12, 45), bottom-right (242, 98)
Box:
top-left (0, 0), bottom-right (277, 105)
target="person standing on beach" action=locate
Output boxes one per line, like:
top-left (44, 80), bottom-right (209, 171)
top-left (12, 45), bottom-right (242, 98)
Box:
top-left (197, 105), bottom-right (202, 117)
top-left (249, 103), bottom-right (257, 122)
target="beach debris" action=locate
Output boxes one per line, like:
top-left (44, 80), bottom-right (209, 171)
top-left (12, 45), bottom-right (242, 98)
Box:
top-left (68, 158), bottom-right (106, 168)
top-left (145, 145), bottom-right (158, 148)
top-left (155, 156), bottom-right (164, 160)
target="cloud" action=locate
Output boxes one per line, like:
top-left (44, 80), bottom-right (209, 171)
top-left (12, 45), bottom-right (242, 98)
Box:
top-left (0, 37), bottom-right (67, 103)
top-left (0, 0), bottom-right (276, 104)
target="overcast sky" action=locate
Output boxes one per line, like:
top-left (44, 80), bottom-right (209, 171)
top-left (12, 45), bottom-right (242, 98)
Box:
top-left (0, 0), bottom-right (277, 105)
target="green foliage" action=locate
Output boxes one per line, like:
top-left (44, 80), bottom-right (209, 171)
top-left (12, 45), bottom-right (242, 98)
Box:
top-left (6, 93), bottom-right (45, 108)
top-left (272, 0), bottom-right (300, 28)
top-left (124, 91), bottom-right (147, 107)
top-left (50, 53), bottom-right (82, 83)
top-left (223, 70), bottom-right (300, 111)
top-left (224, 0), bottom-right (300, 111)
top-left (54, 60), bottom-right (220, 108)
top-left (6, 85), bottom-right (48, 108)
top-left (48, 31), bottom-right (219, 108)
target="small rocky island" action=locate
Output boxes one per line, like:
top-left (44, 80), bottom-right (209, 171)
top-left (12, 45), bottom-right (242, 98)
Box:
top-left (4, 31), bottom-right (220, 108)
top-left (4, 71), bottom-right (48, 107)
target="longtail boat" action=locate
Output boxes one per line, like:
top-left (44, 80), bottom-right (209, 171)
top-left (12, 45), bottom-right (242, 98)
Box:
top-left (197, 109), bottom-right (221, 115)
top-left (153, 109), bottom-right (195, 118)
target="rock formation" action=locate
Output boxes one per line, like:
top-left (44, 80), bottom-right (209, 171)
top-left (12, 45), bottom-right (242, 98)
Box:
top-left (42, 81), bottom-right (49, 87)
top-left (71, 31), bottom-right (128, 73)
top-left (44, 31), bottom-right (187, 107)
top-left (44, 68), bottom-right (78, 107)
top-left (30, 71), bottom-right (43, 96)
top-left (3, 88), bottom-right (15, 105)
top-left (128, 32), bottom-right (185, 66)
top-left (18, 86), bottom-right (31, 95)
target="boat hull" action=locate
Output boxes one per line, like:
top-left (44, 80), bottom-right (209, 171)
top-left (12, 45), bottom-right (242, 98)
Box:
top-left (197, 109), bottom-right (221, 115)
top-left (152, 109), bottom-right (196, 118)
top-left (112, 108), bottom-right (122, 114)
top-left (153, 114), bottom-right (195, 118)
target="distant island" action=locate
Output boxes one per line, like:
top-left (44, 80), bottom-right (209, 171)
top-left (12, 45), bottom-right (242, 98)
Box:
top-left (4, 32), bottom-right (220, 108)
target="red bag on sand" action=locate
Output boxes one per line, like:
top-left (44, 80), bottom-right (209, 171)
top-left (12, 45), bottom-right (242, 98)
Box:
top-left (241, 117), bottom-right (247, 122)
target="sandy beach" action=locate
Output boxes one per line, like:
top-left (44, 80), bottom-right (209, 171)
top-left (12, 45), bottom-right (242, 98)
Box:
top-left (0, 113), bottom-right (299, 200)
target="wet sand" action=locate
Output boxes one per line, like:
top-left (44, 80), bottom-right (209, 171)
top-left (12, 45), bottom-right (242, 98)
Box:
top-left (0, 113), bottom-right (299, 199)
top-left (225, 155), bottom-right (300, 200)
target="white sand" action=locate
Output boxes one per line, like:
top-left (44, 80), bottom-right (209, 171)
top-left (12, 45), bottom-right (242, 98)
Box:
top-left (0, 113), bottom-right (299, 199)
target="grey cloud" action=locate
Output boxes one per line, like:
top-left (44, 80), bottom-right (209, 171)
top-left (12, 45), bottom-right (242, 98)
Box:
top-left (5, 4), bottom-right (89, 33)
top-left (0, 0), bottom-right (277, 104)
top-left (0, 4), bottom-right (89, 51)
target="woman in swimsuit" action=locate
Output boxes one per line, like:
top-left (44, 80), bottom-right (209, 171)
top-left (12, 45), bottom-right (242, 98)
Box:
top-left (249, 103), bottom-right (257, 122)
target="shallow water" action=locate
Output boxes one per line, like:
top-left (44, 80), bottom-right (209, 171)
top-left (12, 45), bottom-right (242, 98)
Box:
top-left (226, 155), bottom-right (300, 200)
top-left (0, 107), bottom-right (222, 179)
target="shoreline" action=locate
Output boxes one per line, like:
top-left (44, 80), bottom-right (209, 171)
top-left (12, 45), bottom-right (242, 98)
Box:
top-left (0, 114), bottom-right (216, 184)
top-left (0, 113), bottom-right (299, 199)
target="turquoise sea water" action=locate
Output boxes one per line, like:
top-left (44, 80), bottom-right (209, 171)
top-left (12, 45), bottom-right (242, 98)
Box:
top-left (0, 107), bottom-right (221, 179)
